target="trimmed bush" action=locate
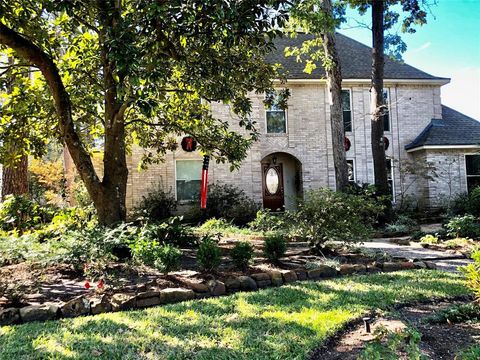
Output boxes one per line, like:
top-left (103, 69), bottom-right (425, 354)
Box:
top-left (153, 244), bottom-right (182, 274)
top-left (197, 235), bottom-right (222, 271)
top-left (230, 241), bottom-right (255, 270)
top-left (263, 233), bottom-right (287, 263)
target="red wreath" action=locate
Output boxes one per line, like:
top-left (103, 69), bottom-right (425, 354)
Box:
top-left (383, 136), bottom-right (390, 150)
top-left (344, 137), bottom-right (351, 151)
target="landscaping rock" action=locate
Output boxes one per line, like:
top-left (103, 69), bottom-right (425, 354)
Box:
top-left (367, 264), bottom-right (381, 273)
top-left (382, 262), bottom-right (402, 272)
top-left (61, 295), bottom-right (90, 318)
top-left (90, 295), bottom-right (112, 315)
top-left (136, 291), bottom-right (161, 308)
top-left (256, 279), bottom-right (272, 288)
top-left (251, 273), bottom-right (270, 282)
top-left (413, 261), bottom-right (427, 269)
top-left (238, 276), bottom-right (258, 291)
top-left (195, 292), bottom-right (211, 299)
top-left (282, 270), bottom-right (298, 283)
top-left (188, 282), bottom-right (209, 293)
top-left (268, 271), bottom-right (284, 286)
top-left (295, 269), bottom-right (308, 281)
top-left (160, 288), bottom-right (195, 304)
top-left (307, 269), bottom-right (322, 279)
top-left (400, 262), bottom-right (416, 270)
top-left (19, 304), bottom-right (59, 323)
top-left (208, 280), bottom-right (226, 296)
top-left (0, 307), bottom-right (20, 326)
top-left (111, 293), bottom-right (136, 311)
top-left (424, 261), bottom-right (437, 270)
top-left (317, 265), bottom-right (338, 278)
top-left (339, 264), bottom-right (366, 275)
top-left (224, 278), bottom-right (241, 291)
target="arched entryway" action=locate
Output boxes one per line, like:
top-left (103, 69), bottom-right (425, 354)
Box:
top-left (261, 152), bottom-right (302, 211)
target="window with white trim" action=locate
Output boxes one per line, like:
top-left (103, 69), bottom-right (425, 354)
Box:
top-left (265, 90), bottom-right (287, 134)
top-left (466, 155), bottom-right (480, 192)
top-left (342, 89), bottom-right (352, 132)
top-left (176, 160), bottom-right (202, 201)
top-left (347, 159), bottom-right (355, 182)
top-left (382, 89), bottom-right (391, 132)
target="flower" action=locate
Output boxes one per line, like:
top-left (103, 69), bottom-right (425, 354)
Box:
top-left (97, 279), bottom-right (104, 289)
top-left (84, 281), bottom-right (91, 290)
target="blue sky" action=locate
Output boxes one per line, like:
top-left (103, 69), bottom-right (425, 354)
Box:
top-left (338, 0), bottom-right (480, 119)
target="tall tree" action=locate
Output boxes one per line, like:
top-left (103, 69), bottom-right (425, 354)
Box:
top-left (340, 0), bottom-right (431, 196)
top-left (0, 0), bottom-right (288, 225)
top-left (287, 0), bottom-right (349, 191)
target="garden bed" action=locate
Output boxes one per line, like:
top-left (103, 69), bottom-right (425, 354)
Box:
top-left (0, 238), bottom-right (432, 325)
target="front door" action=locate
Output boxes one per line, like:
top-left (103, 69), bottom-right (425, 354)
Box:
top-left (262, 163), bottom-right (284, 211)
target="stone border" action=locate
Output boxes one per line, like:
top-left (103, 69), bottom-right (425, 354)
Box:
top-left (0, 261), bottom-right (437, 326)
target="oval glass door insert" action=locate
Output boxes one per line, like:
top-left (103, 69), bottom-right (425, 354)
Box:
top-left (266, 167), bottom-right (280, 194)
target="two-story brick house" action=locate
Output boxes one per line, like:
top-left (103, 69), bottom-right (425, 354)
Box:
top-left (125, 33), bottom-right (480, 212)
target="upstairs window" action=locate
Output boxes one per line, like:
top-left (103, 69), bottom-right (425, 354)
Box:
top-left (342, 89), bottom-right (352, 132)
top-left (176, 160), bottom-right (202, 201)
top-left (466, 155), bottom-right (480, 192)
top-left (265, 90), bottom-right (287, 134)
top-left (382, 89), bottom-right (391, 132)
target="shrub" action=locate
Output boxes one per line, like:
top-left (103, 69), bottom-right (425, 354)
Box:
top-left (156, 216), bottom-right (197, 247)
top-left (199, 218), bottom-right (254, 236)
top-left (448, 188), bottom-right (480, 217)
top-left (427, 302), bottom-right (480, 324)
top-left (263, 233), bottom-right (287, 263)
top-left (467, 187), bottom-right (480, 216)
top-left (385, 214), bottom-right (417, 235)
top-left (248, 209), bottom-right (293, 233)
top-left (420, 234), bottom-right (439, 246)
top-left (230, 241), bottom-right (255, 270)
top-left (133, 184), bottom-right (176, 221)
top-left (445, 215), bottom-right (480, 239)
top-left (197, 234), bottom-right (222, 271)
top-left (0, 194), bottom-right (56, 232)
top-left (29, 158), bottom-right (65, 207)
top-left (461, 247), bottom-right (480, 299)
top-left (153, 244), bottom-right (182, 274)
top-left (188, 183), bottom-right (260, 226)
top-left (295, 188), bottom-right (384, 251)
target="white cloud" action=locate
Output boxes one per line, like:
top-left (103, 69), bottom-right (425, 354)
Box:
top-left (441, 67), bottom-right (480, 120)
top-left (411, 42), bottom-right (431, 53)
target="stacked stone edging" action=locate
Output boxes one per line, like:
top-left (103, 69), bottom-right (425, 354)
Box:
top-left (0, 261), bottom-right (436, 326)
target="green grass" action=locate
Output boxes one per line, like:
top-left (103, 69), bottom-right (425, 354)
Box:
top-left (0, 270), bottom-right (469, 360)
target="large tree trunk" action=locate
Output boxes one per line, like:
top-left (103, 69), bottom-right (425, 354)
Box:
top-left (1, 154), bottom-right (29, 198)
top-left (321, 0), bottom-right (349, 191)
top-left (371, 0), bottom-right (389, 196)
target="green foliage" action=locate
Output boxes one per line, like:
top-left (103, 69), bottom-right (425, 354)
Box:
top-left (461, 248), bottom-right (480, 300)
top-left (249, 209), bottom-right (293, 234)
top-left (448, 188), bottom-right (480, 217)
top-left (295, 188), bottom-right (384, 251)
top-left (132, 184), bottom-right (176, 221)
top-left (358, 326), bottom-right (424, 360)
top-left (263, 233), bottom-right (287, 263)
top-left (420, 234), bottom-right (439, 246)
top-left (230, 241), bottom-right (255, 270)
top-left (427, 302), bottom-right (480, 324)
top-left (445, 215), bottom-right (480, 239)
top-left (153, 244), bottom-right (182, 274)
top-left (156, 216), bottom-right (197, 247)
top-left (459, 345), bottom-right (480, 360)
top-left (0, 194), bottom-right (55, 232)
top-left (28, 157), bottom-right (66, 206)
top-left (196, 234), bottom-right (222, 272)
top-left (189, 184), bottom-right (260, 226)
top-left (467, 187), bottom-right (480, 216)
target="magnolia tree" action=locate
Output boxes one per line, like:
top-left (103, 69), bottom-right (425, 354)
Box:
top-left (0, 0), bottom-right (289, 225)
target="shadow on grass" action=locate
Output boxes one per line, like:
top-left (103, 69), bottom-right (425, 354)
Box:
top-left (0, 270), bottom-right (469, 360)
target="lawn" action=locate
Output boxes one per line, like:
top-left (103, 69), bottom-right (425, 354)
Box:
top-left (0, 270), bottom-right (469, 360)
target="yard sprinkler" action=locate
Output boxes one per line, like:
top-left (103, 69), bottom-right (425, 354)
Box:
top-left (363, 317), bottom-right (372, 333)
top-left (200, 155), bottom-right (210, 209)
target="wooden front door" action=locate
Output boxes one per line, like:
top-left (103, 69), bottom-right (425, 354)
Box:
top-left (262, 163), bottom-right (284, 211)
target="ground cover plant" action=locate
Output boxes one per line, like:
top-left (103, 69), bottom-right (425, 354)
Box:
top-left (0, 270), bottom-right (468, 360)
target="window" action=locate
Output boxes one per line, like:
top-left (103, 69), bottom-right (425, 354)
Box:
top-left (382, 89), bottom-right (390, 132)
top-left (347, 159), bottom-right (355, 182)
top-left (265, 90), bottom-right (287, 133)
top-left (466, 155), bottom-right (480, 192)
top-left (176, 160), bottom-right (202, 201)
top-left (342, 89), bottom-right (352, 132)
top-left (386, 158), bottom-right (394, 199)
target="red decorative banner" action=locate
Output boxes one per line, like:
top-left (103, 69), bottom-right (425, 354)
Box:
top-left (200, 156), bottom-right (210, 209)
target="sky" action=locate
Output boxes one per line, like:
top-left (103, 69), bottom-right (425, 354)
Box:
top-left (338, 0), bottom-right (480, 120)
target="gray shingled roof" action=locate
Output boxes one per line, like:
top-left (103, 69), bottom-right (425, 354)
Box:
top-left (267, 33), bottom-right (448, 80)
top-left (405, 105), bottom-right (480, 150)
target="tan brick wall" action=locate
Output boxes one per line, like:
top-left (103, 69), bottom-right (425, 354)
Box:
top-left (125, 82), bottom-right (456, 211)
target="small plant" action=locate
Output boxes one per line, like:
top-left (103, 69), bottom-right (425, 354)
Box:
top-left (263, 233), bottom-right (287, 263)
top-left (230, 241), bottom-right (255, 271)
top-left (304, 258), bottom-right (340, 270)
top-left (385, 214), bottom-right (418, 235)
top-left (197, 234), bottom-right (222, 271)
top-left (420, 234), bottom-right (439, 246)
top-left (156, 216), bottom-right (198, 247)
top-left (445, 215), bottom-right (480, 239)
top-left (153, 244), bottom-right (182, 274)
top-left (426, 302), bottom-right (480, 324)
top-left (249, 209), bottom-right (291, 233)
top-left (461, 247), bottom-right (480, 299)
top-left (0, 194), bottom-right (55, 232)
top-left (133, 183), bottom-right (176, 221)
